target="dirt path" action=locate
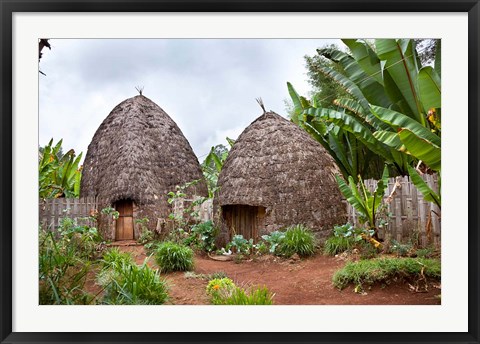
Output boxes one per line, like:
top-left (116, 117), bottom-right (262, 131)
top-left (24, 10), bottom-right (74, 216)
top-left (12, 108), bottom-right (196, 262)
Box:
top-left (113, 245), bottom-right (441, 305)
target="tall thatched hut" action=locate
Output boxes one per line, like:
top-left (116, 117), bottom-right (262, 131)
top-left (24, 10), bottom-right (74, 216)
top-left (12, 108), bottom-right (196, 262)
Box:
top-left (215, 111), bottom-right (346, 245)
top-left (81, 95), bottom-right (207, 241)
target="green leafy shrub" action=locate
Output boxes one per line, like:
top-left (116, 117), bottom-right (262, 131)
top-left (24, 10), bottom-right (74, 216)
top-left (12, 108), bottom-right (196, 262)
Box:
top-left (38, 219), bottom-right (103, 305)
top-left (155, 242), bottom-right (194, 272)
top-left (99, 259), bottom-right (169, 305)
top-left (390, 239), bottom-right (413, 257)
top-left (261, 231), bottom-right (286, 254)
top-left (185, 220), bottom-right (218, 252)
top-left (332, 257), bottom-right (441, 290)
top-left (278, 225), bottom-right (316, 257)
top-left (226, 235), bottom-right (254, 255)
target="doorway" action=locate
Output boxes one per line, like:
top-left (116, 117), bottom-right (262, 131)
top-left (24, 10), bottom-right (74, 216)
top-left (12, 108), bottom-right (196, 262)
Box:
top-left (222, 205), bottom-right (266, 242)
top-left (114, 199), bottom-right (134, 240)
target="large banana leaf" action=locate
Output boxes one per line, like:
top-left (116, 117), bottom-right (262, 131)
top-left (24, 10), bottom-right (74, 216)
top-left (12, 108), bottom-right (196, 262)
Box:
top-left (398, 128), bottom-right (441, 171)
top-left (317, 47), bottom-right (391, 108)
top-left (375, 39), bottom-right (425, 125)
top-left (370, 105), bottom-right (441, 147)
top-left (342, 39), bottom-right (384, 85)
top-left (335, 174), bottom-right (368, 219)
top-left (418, 66), bottom-right (441, 110)
top-left (373, 130), bottom-right (404, 150)
top-left (407, 165), bottom-right (441, 207)
top-left (305, 107), bottom-right (393, 161)
top-left (312, 64), bottom-right (389, 130)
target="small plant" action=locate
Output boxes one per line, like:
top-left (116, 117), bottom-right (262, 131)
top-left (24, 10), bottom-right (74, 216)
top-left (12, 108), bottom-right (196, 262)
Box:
top-left (332, 257), bottom-right (441, 290)
top-left (323, 236), bottom-right (355, 256)
top-left (226, 235), bottom-right (254, 255)
top-left (136, 218), bottom-right (154, 244)
top-left (390, 239), bottom-right (413, 257)
top-left (261, 231), bottom-right (286, 254)
top-left (206, 278), bottom-right (274, 305)
top-left (335, 166), bottom-right (389, 240)
top-left (101, 206), bottom-right (119, 219)
top-left (155, 241), bottom-right (194, 273)
top-left (99, 258), bottom-right (169, 305)
top-left (221, 286), bottom-right (275, 305)
top-left (39, 218), bottom-right (103, 305)
top-left (278, 225), bottom-right (316, 258)
top-left (185, 220), bottom-right (218, 252)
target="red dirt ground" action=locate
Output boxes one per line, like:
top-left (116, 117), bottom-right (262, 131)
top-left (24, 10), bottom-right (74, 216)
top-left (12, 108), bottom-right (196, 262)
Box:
top-left (83, 244), bottom-right (441, 305)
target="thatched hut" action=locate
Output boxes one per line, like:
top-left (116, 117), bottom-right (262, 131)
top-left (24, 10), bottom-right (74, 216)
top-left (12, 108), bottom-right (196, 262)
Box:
top-left (80, 95), bottom-right (207, 241)
top-left (215, 111), bottom-right (346, 245)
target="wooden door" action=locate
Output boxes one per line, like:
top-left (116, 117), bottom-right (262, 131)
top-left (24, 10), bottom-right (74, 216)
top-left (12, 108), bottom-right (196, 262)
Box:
top-left (223, 205), bottom-right (265, 242)
top-left (115, 200), bottom-right (134, 240)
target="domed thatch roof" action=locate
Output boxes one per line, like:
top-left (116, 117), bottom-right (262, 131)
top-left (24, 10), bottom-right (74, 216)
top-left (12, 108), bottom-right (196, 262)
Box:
top-left (216, 111), bottom-right (346, 242)
top-left (81, 95), bottom-right (207, 235)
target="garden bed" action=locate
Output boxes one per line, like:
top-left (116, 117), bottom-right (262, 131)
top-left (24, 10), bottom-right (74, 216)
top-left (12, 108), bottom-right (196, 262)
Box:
top-left (92, 245), bottom-right (441, 305)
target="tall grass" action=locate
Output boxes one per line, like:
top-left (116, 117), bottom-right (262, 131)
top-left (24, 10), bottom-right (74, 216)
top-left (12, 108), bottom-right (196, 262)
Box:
top-left (278, 225), bottom-right (316, 257)
top-left (98, 248), bottom-right (169, 305)
top-left (155, 241), bottom-right (194, 273)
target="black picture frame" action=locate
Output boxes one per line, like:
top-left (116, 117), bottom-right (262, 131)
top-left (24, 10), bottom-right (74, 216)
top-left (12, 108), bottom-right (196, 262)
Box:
top-left (1, 1), bottom-right (479, 343)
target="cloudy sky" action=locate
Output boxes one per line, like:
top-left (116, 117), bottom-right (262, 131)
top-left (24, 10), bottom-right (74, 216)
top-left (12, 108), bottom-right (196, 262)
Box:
top-left (39, 39), bottom-right (340, 163)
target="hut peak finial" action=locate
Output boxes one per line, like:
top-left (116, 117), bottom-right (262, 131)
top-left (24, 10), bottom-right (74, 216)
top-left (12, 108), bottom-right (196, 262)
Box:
top-left (135, 86), bottom-right (144, 96)
top-left (255, 97), bottom-right (266, 114)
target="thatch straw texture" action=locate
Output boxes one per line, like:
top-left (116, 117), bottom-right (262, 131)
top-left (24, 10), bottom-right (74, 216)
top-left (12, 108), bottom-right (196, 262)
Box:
top-left (80, 95), bottom-right (207, 237)
top-left (215, 111), bottom-right (346, 243)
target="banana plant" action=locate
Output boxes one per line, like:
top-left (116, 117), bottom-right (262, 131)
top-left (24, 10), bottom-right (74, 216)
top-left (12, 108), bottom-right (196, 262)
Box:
top-left (39, 139), bottom-right (83, 198)
top-left (335, 165), bottom-right (390, 239)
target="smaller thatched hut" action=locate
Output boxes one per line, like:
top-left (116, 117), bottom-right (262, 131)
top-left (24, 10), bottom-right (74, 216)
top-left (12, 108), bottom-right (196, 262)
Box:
top-left (215, 111), bottom-right (346, 245)
top-left (81, 95), bottom-right (207, 241)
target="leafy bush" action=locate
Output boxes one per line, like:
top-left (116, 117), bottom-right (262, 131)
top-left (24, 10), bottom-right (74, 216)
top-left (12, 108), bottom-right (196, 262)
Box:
top-left (206, 278), bottom-right (274, 305)
top-left (332, 257), bottom-right (441, 290)
top-left (278, 225), bottom-right (316, 257)
top-left (185, 220), bottom-right (218, 252)
top-left (390, 239), bottom-right (413, 257)
top-left (226, 235), bottom-right (254, 255)
top-left (39, 220), bottom-right (102, 305)
top-left (99, 258), bottom-right (169, 305)
top-left (155, 242), bottom-right (194, 273)
top-left (261, 231), bottom-right (286, 254)
top-left (101, 248), bottom-right (134, 270)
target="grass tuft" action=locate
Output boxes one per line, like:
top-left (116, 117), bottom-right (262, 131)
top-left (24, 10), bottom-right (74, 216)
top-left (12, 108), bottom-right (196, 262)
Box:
top-left (332, 257), bottom-right (441, 290)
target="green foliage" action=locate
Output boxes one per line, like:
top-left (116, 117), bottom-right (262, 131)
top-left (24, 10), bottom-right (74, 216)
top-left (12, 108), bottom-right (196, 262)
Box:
top-left (167, 179), bottom-right (209, 237)
top-left (136, 218), bottom-right (154, 244)
top-left (332, 257), bottom-right (441, 290)
top-left (39, 138), bottom-right (83, 198)
top-left (101, 207), bottom-right (119, 219)
top-left (304, 44), bottom-right (352, 109)
top-left (288, 39), bottom-right (442, 182)
top-left (261, 231), bottom-right (286, 254)
top-left (155, 242), bottom-right (194, 273)
top-left (39, 218), bottom-right (103, 304)
top-left (201, 138), bottom-right (235, 197)
top-left (226, 235), bottom-right (254, 255)
top-left (278, 225), bottom-right (316, 258)
top-left (390, 239), bottom-right (413, 257)
top-left (323, 236), bottom-right (355, 256)
top-left (184, 220), bottom-right (218, 252)
top-left (335, 165), bottom-right (389, 235)
top-left (206, 278), bottom-right (274, 305)
top-left (98, 255), bottom-right (169, 305)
